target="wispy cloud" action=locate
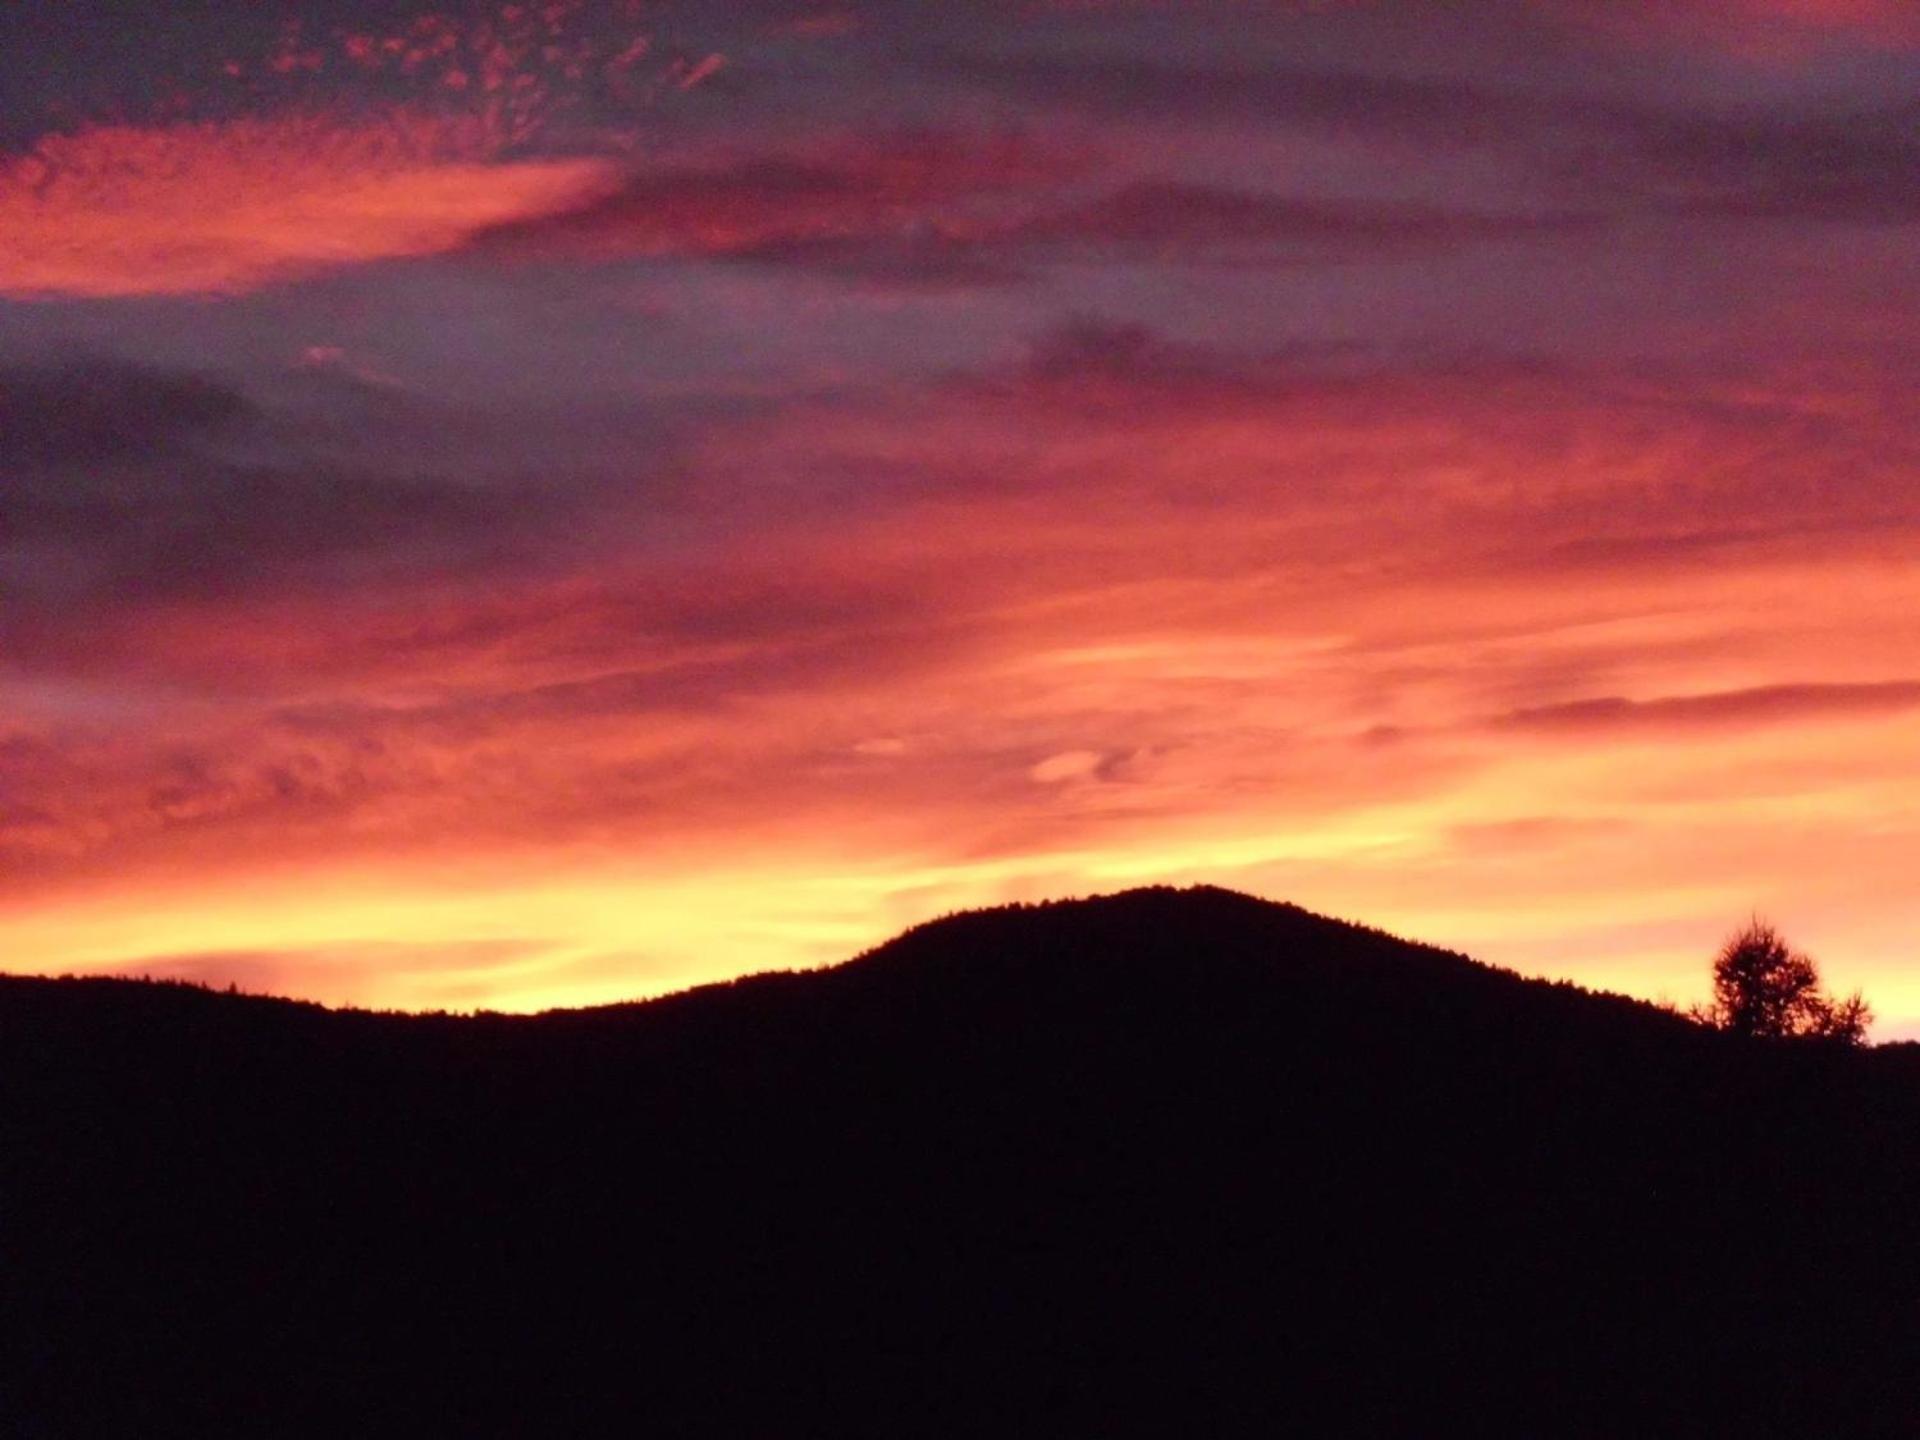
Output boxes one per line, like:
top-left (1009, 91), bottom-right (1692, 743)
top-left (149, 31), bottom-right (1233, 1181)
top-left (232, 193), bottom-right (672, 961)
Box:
top-left (0, 360), bottom-right (252, 462)
top-left (1497, 681), bottom-right (1920, 734)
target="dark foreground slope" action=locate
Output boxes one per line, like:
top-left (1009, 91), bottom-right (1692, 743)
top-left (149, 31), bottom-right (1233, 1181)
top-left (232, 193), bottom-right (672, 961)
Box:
top-left (3, 887), bottom-right (1917, 1437)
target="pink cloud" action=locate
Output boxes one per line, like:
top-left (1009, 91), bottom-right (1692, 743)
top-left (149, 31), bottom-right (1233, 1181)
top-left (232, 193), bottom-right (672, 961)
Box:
top-left (0, 115), bottom-right (610, 298)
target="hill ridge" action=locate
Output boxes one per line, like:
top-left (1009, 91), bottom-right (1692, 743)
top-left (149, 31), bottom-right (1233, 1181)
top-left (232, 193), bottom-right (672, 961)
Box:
top-left (0, 885), bottom-right (1640, 1028)
top-left (4, 883), bottom-right (1915, 1436)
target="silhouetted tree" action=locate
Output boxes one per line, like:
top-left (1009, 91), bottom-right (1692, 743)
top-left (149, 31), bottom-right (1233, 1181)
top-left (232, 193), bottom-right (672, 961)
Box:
top-left (1694, 920), bottom-right (1870, 1045)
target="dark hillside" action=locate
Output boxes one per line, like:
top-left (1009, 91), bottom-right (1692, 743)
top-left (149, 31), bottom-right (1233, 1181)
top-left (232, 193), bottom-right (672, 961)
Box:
top-left (3, 887), bottom-right (1916, 1437)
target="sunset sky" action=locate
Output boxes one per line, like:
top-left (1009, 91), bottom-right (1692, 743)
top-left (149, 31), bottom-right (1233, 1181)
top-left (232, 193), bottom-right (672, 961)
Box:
top-left (2, 1), bottom-right (1916, 1027)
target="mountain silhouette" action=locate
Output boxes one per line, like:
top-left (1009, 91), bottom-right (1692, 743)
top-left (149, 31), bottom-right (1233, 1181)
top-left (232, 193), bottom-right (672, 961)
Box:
top-left (3, 886), bottom-right (1916, 1437)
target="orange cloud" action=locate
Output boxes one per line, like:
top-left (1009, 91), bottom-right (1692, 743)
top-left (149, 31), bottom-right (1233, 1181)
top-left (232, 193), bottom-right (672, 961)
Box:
top-left (3, 333), bottom-right (1917, 1023)
top-left (0, 114), bottom-right (608, 298)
